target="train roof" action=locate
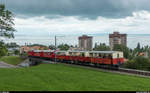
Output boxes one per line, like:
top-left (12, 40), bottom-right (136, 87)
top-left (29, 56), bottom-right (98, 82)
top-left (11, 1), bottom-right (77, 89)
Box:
top-left (30, 50), bottom-right (122, 54)
top-left (88, 51), bottom-right (121, 54)
top-left (68, 50), bottom-right (88, 53)
top-left (32, 50), bottom-right (55, 52)
top-left (68, 50), bottom-right (122, 54)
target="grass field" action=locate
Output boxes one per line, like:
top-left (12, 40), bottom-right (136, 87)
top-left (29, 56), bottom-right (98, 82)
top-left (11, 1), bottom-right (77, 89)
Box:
top-left (0, 56), bottom-right (24, 65)
top-left (0, 63), bottom-right (150, 91)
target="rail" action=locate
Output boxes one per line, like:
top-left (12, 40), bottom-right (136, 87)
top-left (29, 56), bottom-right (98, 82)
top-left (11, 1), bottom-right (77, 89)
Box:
top-left (118, 68), bottom-right (150, 76)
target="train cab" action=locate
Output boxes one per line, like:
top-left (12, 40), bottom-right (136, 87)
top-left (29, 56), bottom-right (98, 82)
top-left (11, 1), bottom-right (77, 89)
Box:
top-left (112, 51), bottom-right (124, 66)
top-left (88, 51), bottom-right (124, 66)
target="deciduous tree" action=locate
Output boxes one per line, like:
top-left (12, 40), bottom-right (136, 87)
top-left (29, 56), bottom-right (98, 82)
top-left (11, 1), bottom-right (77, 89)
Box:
top-left (0, 4), bottom-right (16, 38)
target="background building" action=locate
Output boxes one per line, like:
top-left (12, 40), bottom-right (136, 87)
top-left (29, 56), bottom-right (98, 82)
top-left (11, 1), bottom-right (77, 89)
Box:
top-left (78, 35), bottom-right (93, 51)
top-left (109, 32), bottom-right (127, 50)
top-left (20, 45), bottom-right (48, 54)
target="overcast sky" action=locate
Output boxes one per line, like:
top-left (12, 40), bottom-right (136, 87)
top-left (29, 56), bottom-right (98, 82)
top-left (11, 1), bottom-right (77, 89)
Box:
top-left (2, 0), bottom-right (150, 37)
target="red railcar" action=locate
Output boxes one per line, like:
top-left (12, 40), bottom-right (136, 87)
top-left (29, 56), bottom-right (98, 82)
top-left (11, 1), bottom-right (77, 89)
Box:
top-left (28, 50), bottom-right (124, 67)
top-left (89, 51), bottom-right (124, 66)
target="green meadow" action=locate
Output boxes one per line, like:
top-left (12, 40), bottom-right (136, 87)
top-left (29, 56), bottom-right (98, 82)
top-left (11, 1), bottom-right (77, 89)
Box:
top-left (0, 56), bottom-right (24, 65)
top-left (0, 63), bottom-right (150, 91)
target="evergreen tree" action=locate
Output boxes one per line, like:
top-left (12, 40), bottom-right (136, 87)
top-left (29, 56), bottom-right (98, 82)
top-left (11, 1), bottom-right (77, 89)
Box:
top-left (136, 42), bottom-right (141, 51)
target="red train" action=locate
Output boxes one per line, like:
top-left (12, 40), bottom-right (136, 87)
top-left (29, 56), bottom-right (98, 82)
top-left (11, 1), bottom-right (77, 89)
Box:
top-left (28, 50), bottom-right (124, 68)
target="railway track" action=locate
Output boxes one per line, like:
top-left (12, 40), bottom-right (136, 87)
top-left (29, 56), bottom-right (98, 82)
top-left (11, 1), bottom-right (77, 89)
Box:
top-left (118, 68), bottom-right (150, 77)
top-left (61, 62), bottom-right (150, 78)
top-left (29, 58), bottom-right (150, 78)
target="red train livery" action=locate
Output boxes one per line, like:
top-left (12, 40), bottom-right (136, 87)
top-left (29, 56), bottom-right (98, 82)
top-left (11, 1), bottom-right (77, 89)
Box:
top-left (28, 50), bottom-right (124, 67)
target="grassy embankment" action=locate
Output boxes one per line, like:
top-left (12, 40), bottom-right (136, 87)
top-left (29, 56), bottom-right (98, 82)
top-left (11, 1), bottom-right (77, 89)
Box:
top-left (0, 63), bottom-right (150, 91)
top-left (0, 56), bottom-right (24, 65)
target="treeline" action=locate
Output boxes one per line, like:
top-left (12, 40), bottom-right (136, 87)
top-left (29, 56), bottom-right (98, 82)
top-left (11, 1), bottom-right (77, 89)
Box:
top-left (93, 43), bottom-right (130, 58)
top-left (123, 56), bottom-right (150, 71)
top-left (0, 42), bottom-right (20, 57)
top-left (49, 44), bottom-right (75, 50)
top-left (93, 43), bottom-right (110, 51)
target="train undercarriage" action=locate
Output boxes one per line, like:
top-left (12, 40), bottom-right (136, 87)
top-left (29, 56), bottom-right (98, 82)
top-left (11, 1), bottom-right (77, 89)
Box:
top-left (28, 56), bottom-right (119, 70)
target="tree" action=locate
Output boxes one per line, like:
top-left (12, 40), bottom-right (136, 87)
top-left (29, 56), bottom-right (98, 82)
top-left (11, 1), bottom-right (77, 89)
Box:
top-left (49, 45), bottom-right (55, 50)
top-left (58, 44), bottom-right (70, 50)
top-left (124, 56), bottom-right (150, 71)
top-left (136, 42), bottom-right (141, 50)
top-left (14, 50), bottom-right (20, 55)
top-left (0, 41), bottom-right (8, 57)
top-left (0, 4), bottom-right (15, 57)
top-left (94, 43), bottom-right (98, 49)
top-left (28, 44), bottom-right (47, 47)
top-left (0, 4), bottom-right (16, 38)
top-left (6, 42), bottom-right (19, 48)
top-left (113, 44), bottom-right (130, 59)
top-left (93, 43), bottom-right (110, 51)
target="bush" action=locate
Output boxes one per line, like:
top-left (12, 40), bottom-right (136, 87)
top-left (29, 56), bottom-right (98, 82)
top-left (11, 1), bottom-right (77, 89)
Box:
top-left (14, 50), bottom-right (20, 55)
top-left (0, 41), bottom-right (8, 58)
top-left (124, 56), bottom-right (150, 71)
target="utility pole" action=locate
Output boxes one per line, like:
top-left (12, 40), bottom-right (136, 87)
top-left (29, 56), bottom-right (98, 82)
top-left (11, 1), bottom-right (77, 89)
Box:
top-left (54, 35), bottom-right (65, 63)
top-left (54, 35), bottom-right (57, 63)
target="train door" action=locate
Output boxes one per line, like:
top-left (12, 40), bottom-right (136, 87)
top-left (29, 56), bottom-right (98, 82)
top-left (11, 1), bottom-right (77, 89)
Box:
top-left (117, 53), bottom-right (121, 65)
top-left (108, 54), bottom-right (113, 65)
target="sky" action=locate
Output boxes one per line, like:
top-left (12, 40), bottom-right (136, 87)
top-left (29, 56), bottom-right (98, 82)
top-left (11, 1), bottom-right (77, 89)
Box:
top-left (1, 0), bottom-right (150, 46)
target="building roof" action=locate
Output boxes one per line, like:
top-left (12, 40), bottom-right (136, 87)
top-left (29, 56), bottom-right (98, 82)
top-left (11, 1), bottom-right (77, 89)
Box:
top-left (78, 35), bottom-right (93, 39)
top-left (21, 46), bottom-right (48, 52)
top-left (68, 50), bottom-right (122, 54)
top-left (109, 32), bottom-right (127, 38)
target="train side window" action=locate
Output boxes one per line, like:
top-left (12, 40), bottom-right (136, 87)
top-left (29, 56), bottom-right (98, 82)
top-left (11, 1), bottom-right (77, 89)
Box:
top-left (98, 53), bottom-right (101, 58)
top-left (108, 54), bottom-right (112, 58)
top-left (81, 53), bottom-right (85, 57)
top-left (117, 54), bottom-right (119, 58)
top-left (94, 53), bottom-right (97, 57)
top-left (103, 54), bottom-right (106, 58)
top-left (89, 53), bottom-right (93, 57)
top-left (69, 52), bottom-right (72, 56)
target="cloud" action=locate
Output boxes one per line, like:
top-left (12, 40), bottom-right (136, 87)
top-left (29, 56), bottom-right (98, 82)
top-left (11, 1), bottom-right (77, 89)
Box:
top-left (14, 10), bottom-right (150, 37)
top-left (4, 0), bottom-right (150, 19)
